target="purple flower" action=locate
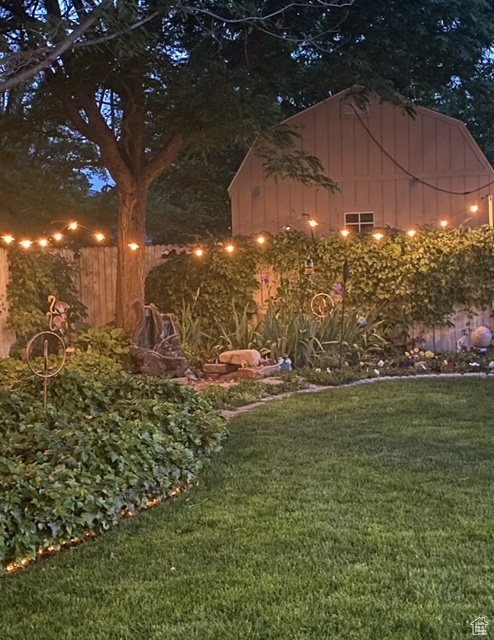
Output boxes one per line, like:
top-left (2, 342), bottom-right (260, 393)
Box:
top-left (260, 273), bottom-right (270, 285)
top-left (333, 282), bottom-right (344, 295)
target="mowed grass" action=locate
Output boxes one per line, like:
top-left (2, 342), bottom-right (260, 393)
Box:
top-left (2, 378), bottom-right (494, 640)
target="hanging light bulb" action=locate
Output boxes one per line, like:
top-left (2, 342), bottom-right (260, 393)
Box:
top-left (38, 238), bottom-right (49, 247)
top-left (19, 240), bottom-right (33, 249)
top-left (1, 235), bottom-right (14, 244)
top-left (53, 232), bottom-right (63, 241)
top-left (470, 204), bottom-right (479, 214)
top-left (194, 248), bottom-right (204, 257)
top-left (94, 232), bottom-right (105, 242)
top-left (68, 221), bottom-right (78, 230)
top-left (128, 243), bottom-right (139, 251)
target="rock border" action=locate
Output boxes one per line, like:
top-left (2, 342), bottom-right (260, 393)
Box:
top-left (222, 372), bottom-right (491, 418)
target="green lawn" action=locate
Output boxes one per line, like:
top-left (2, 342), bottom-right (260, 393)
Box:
top-left (2, 378), bottom-right (494, 640)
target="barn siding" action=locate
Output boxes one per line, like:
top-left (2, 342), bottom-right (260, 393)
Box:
top-left (230, 90), bottom-right (494, 235)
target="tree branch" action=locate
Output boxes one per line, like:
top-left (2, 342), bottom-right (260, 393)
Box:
top-left (144, 133), bottom-right (184, 186)
top-left (0, 0), bottom-right (111, 93)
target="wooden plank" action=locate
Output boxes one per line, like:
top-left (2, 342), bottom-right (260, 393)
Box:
top-left (0, 248), bottom-right (15, 357)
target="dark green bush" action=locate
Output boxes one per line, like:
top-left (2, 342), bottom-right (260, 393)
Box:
top-left (0, 358), bottom-right (227, 567)
top-left (145, 241), bottom-right (260, 333)
top-left (7, 248), bottom-right (87, 341)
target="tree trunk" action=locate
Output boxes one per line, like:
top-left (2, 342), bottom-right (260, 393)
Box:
top-left (115, 181), bottom-right (148, 332)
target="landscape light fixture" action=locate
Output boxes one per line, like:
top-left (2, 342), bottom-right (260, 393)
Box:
top-left (340, 229), bottom-right (350, 237)
top-left (194, 248), bottom-right (204, 257)
top-left (439, 220), bottom-right (448, 228)
top-left (256, 235), bottom-right (266, 244)
top-left (308, 219), bottom-right (319, 228)
top-left (372, 232), bottom-right (384, 240)
top-left (225, 244), bottom-right (235, 253)
top-left (470, 204), bottom-right (479, 214)
top-left (407, 229), bottom-right (417, 238)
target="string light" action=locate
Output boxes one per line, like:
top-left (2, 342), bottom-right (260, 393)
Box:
top-left (225, 244), bottom-right (235, 253)
top-left (407, 229), bottom-right (417, 238)
top-left (340, 229), bottom-right (350, 237)
top-left (68, 221), bottom-right (78, 230)
top-left (53, 233), bottom-right (63, 241)
top-left (470, 204), bottom-right (479, 214)
top-left (128, 243), bottom-right (139, 251)
top-left (94, 233), bottom-right (105, 242)
top-left (1, 235), bottom-right (14, 244)
top-left (19, 240), bottom-right (33, 249)
top-left (3, 484), bottom-right (185, 574)
top-left (38, 238), bottom-right (49, 247)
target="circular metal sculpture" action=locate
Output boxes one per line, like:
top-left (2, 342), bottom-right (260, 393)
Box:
top-left (26, 332), bottom-right (67, 409)
top-left (25, 295), bottom-right (70, 409)
top-left (310, 292), bottom-right (335, 319)
top-left (471, 326), bottom-right (492, 349)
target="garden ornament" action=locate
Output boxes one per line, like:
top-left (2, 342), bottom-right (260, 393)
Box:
top-left (310, 292), bottom-right (334, 319)
top-left (471, 326), bottom-right (492, 350)
top-left (26, 294), bottom-right (68, 409)
top-left (280, 357), bottom-right (292, 372)
top-left (131, 300), bottom-right (189, 377)
top-left (338, 260), bottom-right (351, 368)
top-left (305, 258), bottom-right (315, 278)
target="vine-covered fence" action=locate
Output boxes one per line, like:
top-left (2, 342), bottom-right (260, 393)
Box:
top-left (0, 245), bottom-right (178, 356)
top-left (0, 241), bottom-right (493, 357)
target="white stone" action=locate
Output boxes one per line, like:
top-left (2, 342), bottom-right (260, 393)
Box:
top-left (218, 349), bottom-right (262, 367)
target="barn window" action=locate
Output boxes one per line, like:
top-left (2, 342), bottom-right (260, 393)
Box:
top-left (344, 212), bottom-right (374, 233)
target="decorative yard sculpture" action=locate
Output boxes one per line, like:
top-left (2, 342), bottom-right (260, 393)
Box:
top-left (131, 301), bottom-right (189, 377)
top-left (471, 326), bottom-right (492, 351)
top-left (26, 295), bottom-right (68, 408)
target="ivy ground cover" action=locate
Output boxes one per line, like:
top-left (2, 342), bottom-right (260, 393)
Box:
top-left (2, 378), bottom-right (493, 639)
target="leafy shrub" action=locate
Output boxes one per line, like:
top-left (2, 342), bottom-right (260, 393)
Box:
top-left (0, 360), bottom-right (227, 567)
top-left (145, 242), bottom-right (260, 334)
top-left (71, 325), bottom-right (133, 369)
top-left (7, 248), bottom-right (86, 342)
top-left (145, 228), bottom-right (494, 361)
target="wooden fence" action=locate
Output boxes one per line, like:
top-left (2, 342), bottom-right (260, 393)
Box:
top-left (0, 245), bottom-right (493, 357)
top-left (0, 245), bottom-right (177, 356)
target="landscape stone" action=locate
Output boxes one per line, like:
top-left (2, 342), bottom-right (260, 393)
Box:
top-left (203, 362), bottom-right (239, 374)
top-left (218, 349), bottom-right (262, 367)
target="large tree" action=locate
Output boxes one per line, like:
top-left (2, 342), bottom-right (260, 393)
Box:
top-left (2, 0), bottom-right (494, 330)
